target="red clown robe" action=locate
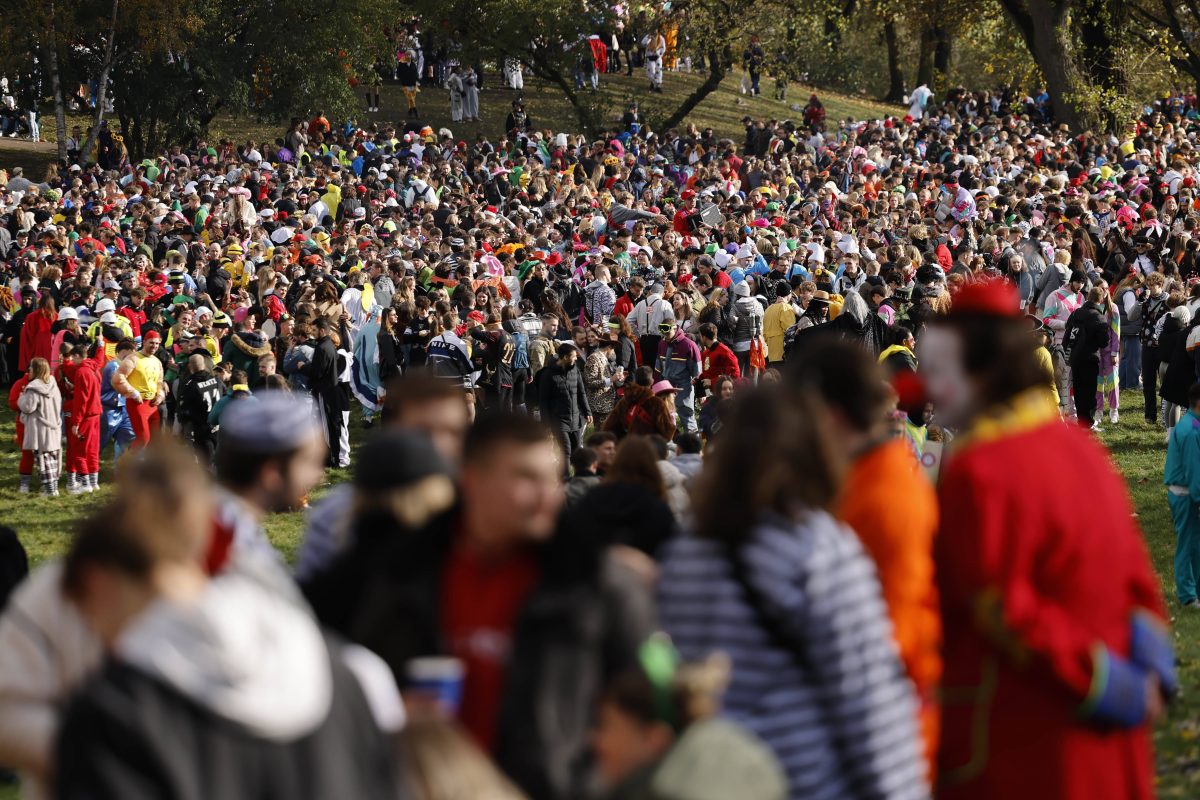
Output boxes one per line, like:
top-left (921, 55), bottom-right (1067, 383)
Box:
top-left (935, 388), bottom-right (1169, 800)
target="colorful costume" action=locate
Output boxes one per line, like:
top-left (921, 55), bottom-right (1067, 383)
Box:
top-left (350, 309), bottom-right (382, 418)
top-left (936, 389), bottom-right (1172, 800)
top-left (1096, 307), bottom-right (1120, 417)
top-left (838, 438), bottom-right (940, 774)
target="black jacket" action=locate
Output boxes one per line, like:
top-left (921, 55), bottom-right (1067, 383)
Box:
top-left (305, 336), bottom-right (340, 398)
top-left (377, 331), bottom-right (403, 382)
top-left (177, 371), bottom-right (223, 441)
top-left (308, 511), bottom-right (656, 800)
top-left (1161, 317), bottom-right (1198, 407)
top-left (536, 360), bottom-right (591, 428)
top-left (1064, 303), bottom-right (1110, 366)
top-left (565, 481), bottom-right (677, 558)
top-left (55, 639), bottom-right (400, 800)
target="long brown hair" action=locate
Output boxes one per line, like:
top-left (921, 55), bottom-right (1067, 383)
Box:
top-left (606, 435), bottom-right (666, 500)
top-left (692, 385), bottom-right (843, 544)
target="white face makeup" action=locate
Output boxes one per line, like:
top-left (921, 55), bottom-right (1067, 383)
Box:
top-left (918, 326), bottom-right (975, 430)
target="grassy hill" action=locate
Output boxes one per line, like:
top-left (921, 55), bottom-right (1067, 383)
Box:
top-left (0, 69), bottom-right (897, 181)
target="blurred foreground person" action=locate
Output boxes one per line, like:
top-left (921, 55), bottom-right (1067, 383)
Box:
top-left (329, 411), bottom-right (655, 800)
top-left (209, 390), bottom-right (331, 572)
top-left (591, 637), bottom-right (786, 800)
top-left (395, 720), bottom-right (527, 800)
top-left (920, 279), bottom-right (1174, 800)
top-left (304, 429), bottom-right (457, 632)
top-left (791, 341), bottom-right (941, 774)
top-left (296, 371), bottom-right (469, 582)
top-left (54, 437), bottom-right (403, 800)
top-left (2, 438), bottom-right (301, 800)
top-left (657, 383), bottom-right (928, 799)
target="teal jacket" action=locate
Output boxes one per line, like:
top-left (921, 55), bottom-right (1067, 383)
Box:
top-left (1164, 410), bottom-right (1200, 501)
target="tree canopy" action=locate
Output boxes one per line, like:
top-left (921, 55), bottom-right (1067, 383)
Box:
top-left (3, 0), bottom-right (1199, 153)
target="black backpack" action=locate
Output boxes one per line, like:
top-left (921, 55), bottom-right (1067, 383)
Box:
top-left (1062, 312), bottom-right (1084, 362)
top-left (1141, 295), bottom-right (1167, 347)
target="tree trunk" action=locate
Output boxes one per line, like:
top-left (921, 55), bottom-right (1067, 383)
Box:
top-left (1077, 0), bottom-right (1128, 131)
top-left (79, 0), bottom-right (119, 168)
top-left (525, 49), bottom-right (600, 136)
top-left (999, 0), bottom-right (1084, 129)
top-left (660, 47), bottom-right (728, 130)
top-left (883, 20), bottom-right (905, 102)
top-left (44, 0), bottom-right (67, 163)
top-left (933, 25), bottom-right (952, 77)
top-left (916, 27), bottom-right (935, 88)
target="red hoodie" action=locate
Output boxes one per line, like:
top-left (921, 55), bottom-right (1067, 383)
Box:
top-left (8, 374), bottom-right (30, 445)
top-left (118, 305), bottom-right (147, 339)
top-left (70, 358), bottom-right (102, 421)
top-left (699, 340), bottom-right (741, 385)
top-left (18, 309), bottom-right (54, 371)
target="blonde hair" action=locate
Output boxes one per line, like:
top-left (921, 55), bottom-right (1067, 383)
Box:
top-left (395, 721), bottom-right (527, 800)
top-left (28, 357), bottom-right (50, 382)
top-left (63, 437), bottom-right (213, 599)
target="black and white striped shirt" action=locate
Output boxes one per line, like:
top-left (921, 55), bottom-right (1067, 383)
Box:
top-left (658, 511), bottom-right (929, 800)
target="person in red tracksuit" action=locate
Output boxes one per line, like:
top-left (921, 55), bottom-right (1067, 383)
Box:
top-left (65, 343), bottom-right (102, 494)
top-left (18, 294), bottom-right (55, 372)
top-left (7, 370), bottom-right (34, 492)
top-left (696, 323), bottom-right (741, 390)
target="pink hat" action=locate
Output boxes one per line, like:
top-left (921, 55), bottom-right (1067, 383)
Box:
top-left (233, 307), bottom-right (249, 325)
top-left (651, 380), bottom-right (679, 395)
top-left (480, 254), bottom-right (504, 277)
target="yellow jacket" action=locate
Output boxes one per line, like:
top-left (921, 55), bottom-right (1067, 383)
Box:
top-left (763, 301), bottom-right (797, 362)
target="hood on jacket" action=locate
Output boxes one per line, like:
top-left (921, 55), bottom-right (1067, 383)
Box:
top-left (23, 378), bottom-right (57, 397)
top-left (116, 555), bottom-right (333, 741)
top-left (232, 330), bottom-right (271, 357)
top-left (841, 290), bottom-right (869, 325)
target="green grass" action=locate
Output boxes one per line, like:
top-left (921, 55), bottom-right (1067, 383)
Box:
top-left (0, 69), bottom-right (897, 181)
top-left (0, 404), bottom-right (356, 567)
top-left (1097, 392), bottom-right (1200, 796)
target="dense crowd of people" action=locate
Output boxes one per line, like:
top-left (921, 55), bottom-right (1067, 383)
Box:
top-left (0, 77), bottom-right (1195, 799)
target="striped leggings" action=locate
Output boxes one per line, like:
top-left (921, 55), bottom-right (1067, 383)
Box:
top-left (36, 450), bottom-right (60, 494)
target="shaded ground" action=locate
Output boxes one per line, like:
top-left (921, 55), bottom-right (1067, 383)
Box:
top-left (0, 69), bottom-right (897, 180)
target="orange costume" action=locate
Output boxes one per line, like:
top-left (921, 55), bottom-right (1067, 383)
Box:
top-left (838, 438), bottom-right (940, 772)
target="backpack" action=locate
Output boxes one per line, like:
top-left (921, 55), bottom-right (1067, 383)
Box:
top-left (511, 330), bottom-right (530, 370)
top-left (1062, 313), bottom-right (1083, 362)
top-left (1141, 295), bottom-right (1167, 347)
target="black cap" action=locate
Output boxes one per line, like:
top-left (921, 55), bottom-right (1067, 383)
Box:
top-left (353, 430), bottom-right (450, 493)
